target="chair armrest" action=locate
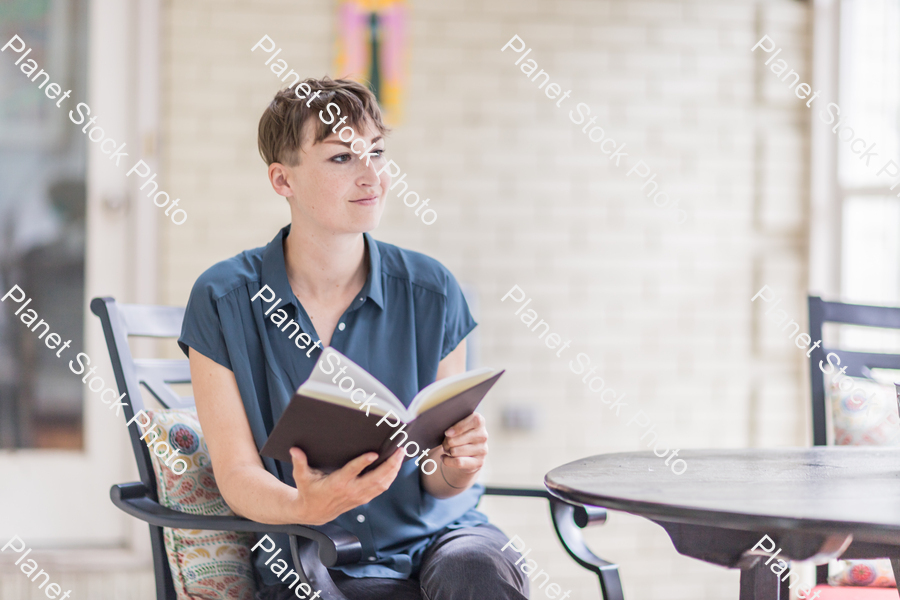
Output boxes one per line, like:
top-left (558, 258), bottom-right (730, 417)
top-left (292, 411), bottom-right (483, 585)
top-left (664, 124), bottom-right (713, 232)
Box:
top-left (484, 486), bottom-right (551, 499)
top-left (483, 486), bottom-right (607, 527)
top-left (111, 482), bottom-right (362, 567)
top-left (549, 499), bottom-right (623, 600)
top-left (483, 485), bottom-right (623, 600)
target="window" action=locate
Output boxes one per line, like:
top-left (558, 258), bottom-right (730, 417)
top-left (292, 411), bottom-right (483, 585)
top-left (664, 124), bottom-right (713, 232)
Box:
top-left (838, 0), bottom-right (900, 306)
top-left (0, 0), bottom-right (89, 449)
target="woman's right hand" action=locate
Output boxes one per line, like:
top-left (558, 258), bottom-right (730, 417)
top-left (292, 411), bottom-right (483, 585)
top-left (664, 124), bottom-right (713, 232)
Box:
top-left (289, 447), bottom-right (404, 525)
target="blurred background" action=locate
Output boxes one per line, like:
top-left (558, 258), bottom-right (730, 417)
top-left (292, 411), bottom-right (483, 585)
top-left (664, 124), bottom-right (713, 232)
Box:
top-left (2, 0), bottom-right (898, 598)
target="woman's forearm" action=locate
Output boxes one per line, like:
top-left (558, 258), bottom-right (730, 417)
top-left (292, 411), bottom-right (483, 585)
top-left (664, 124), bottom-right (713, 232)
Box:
top-left (221, 449), bottom-right (406, 526)
top-left (219, 463), bottom-right (304, 524)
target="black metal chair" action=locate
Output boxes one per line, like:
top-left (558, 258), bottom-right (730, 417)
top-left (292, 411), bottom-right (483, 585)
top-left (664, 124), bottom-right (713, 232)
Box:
top-left (91, 296), bottom-right (625, 600)
top-left (807, 295), bottom-right (900, 590)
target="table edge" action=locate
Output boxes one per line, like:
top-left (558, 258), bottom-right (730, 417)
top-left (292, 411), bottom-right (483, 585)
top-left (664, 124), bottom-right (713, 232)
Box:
top-left (544, 478), bottom-right (900, 546)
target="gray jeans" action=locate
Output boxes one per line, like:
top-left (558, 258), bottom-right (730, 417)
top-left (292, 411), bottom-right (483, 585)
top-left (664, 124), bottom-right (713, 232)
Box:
top-left (256, 524), bottom-right (529, 600)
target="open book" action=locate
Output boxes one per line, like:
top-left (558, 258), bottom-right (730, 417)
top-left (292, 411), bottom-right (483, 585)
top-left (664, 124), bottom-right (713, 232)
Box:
top-left (260, 347), bottom-right (504, 472)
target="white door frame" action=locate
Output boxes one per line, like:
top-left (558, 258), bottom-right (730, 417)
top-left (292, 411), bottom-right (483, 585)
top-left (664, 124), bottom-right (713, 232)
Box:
top-left (0, 0), bottom-right (161, 571)
top-left (809, 0), bottom-right (841, 297)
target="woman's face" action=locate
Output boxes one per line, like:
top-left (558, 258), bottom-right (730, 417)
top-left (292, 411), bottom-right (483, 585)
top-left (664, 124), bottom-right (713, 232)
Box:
top-left (269, 117), bottom-right (390, 235)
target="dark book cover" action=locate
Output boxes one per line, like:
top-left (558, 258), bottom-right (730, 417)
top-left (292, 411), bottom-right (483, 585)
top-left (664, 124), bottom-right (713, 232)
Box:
top-left (259, 372), bottom-right (503, 472)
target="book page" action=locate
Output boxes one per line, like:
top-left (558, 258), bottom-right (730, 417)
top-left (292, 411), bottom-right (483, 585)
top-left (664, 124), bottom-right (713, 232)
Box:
top-left (303, 348), bottom-right (408, 416)
top-left (298, 380), bottom-right (395, 416)
top-left (408, 367), bottom-right (500, 416)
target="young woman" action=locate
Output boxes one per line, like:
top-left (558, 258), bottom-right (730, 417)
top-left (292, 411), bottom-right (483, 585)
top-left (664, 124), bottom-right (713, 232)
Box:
top-left (178, 78), bottom-right (528, 600)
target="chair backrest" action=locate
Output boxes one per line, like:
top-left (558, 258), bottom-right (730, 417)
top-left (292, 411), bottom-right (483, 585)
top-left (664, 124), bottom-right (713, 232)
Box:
top-left (91, 296), bottom-right (195, 600)
top-left (90, 297), bottom-right (192, 495)
top-left (807, 296), bottom-right (900, 446)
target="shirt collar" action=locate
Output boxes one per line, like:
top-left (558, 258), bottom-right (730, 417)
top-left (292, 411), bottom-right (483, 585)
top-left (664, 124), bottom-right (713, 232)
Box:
top-left (260, 225), bottom-right (384, 313)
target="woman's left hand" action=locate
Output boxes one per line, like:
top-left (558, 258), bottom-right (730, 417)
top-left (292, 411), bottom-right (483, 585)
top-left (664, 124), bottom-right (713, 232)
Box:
top-left (441, 412), bottom-right (488, 474)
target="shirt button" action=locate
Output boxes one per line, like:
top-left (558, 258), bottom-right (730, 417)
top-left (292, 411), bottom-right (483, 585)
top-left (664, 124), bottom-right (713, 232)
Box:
top-left (338, 322), bottom-right (346, 331)
top-left (368, 556), bottom-right (377, 562)
top-left (356, 514), bottom-right (365, 523)
top-left (359, 297), bottom-right (364, 302)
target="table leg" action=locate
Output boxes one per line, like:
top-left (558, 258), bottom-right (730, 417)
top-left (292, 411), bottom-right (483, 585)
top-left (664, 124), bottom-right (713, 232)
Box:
top-left (892, 559), bottom-right (900, 595)
top-left (740, 560), bottom-right (790, 600)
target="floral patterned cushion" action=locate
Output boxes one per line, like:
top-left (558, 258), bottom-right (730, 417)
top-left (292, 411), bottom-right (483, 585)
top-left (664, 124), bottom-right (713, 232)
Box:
top-left (827, 376), bottom-right (900, 588)
top-left (144, 409), bottom-right (255, 600)
top-left (828, 376), bottom-right (900, 447)
top-left (828, 560), bottom-right (897, 588)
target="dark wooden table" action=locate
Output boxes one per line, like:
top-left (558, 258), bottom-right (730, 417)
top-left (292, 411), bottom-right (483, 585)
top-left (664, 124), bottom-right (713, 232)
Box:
top-left (545, 447), bottom-right (900, 600)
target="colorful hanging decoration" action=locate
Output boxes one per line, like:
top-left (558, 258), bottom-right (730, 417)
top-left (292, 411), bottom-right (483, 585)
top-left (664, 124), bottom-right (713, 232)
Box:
top-left (334, 0), bottom-right (407, 125)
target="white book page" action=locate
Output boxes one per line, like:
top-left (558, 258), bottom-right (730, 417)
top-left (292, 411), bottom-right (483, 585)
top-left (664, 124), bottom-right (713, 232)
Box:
top-left (299, 380), bottom-right (393, 416)
top-left (408, 367), bottom-right (499, 416)
top-left (303, 347), bottom-right (408, 417)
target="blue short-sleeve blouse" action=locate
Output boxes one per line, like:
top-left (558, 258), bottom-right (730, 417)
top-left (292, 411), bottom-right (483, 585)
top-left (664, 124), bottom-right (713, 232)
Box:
top-left (177, 224), bottom-right (487, 583)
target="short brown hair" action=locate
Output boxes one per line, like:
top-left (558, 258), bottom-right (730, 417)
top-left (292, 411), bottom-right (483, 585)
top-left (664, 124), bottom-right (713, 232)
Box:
top-left (257, 77), bottom-right (388, 166)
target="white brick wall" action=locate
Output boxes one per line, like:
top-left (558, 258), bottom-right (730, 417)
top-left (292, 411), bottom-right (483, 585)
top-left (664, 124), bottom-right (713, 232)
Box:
top-left (158, 0), bottom-right (812, 598)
